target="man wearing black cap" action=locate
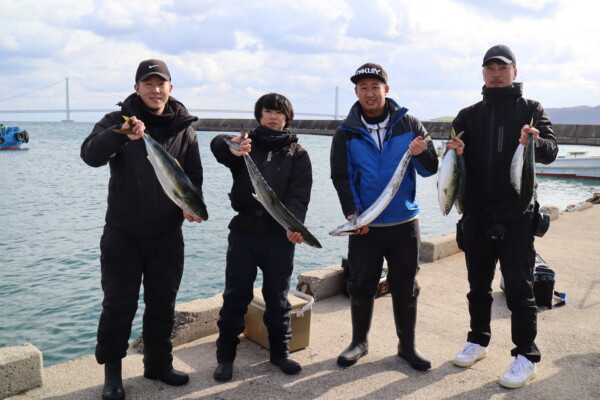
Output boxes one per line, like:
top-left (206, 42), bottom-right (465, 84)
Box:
top-left (81, 59), bottom-right (204, 400)
top-left (446, 45), bottom-right (557, 388)
top-left (330, 63), bottom-right (438, 371)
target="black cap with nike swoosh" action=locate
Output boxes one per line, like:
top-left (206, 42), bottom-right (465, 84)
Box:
top-left (135, 59), bottom-right (171, 82)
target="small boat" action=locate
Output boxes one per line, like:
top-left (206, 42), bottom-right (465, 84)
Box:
top-left (536, 151), bottom-right (600, 180)
top-left (0, 124), bottom-right (29, 150)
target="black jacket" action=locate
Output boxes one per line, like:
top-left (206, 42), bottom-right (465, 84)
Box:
top-left (452, 83), bottom-right (558, 215)
top-left (210, 126), bottom-right (312, 235)
top-left (81, 94), bottom-right (202, 237)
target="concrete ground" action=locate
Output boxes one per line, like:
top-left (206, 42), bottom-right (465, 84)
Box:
top-left (8, 205), bottom-right (600, 400)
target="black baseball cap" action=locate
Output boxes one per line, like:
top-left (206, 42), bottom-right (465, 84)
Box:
top-left (350, 62), bottom-right (388, 85)
top-left (135, 59), bottom-right (171, 82)
top-left (482, 45), bottom-right (516, 66)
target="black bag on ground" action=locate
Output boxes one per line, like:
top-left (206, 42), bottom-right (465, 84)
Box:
top-left (533, 266), bottom-right (556, 308)
top-left (533, 255), bottom-right (567, 309)
top-left (500, 254), bottom-right (567, 309)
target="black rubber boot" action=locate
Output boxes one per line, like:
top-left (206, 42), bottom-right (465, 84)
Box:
top-left (270, 357), bottom-right (302, 374)
top-left (337, 295), bottom-right (375, 367)
top-left (143, 367), bottom-right (189, 386)
top-left (392, 295), bottom-right (431, 371)
top-left (213, 362), bottom-right (234, 381)
top-left (102, 361), bottom-right (125, 400)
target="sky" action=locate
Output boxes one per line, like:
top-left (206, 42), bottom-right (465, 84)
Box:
top-left (1, 0), bottom-right (599, 123)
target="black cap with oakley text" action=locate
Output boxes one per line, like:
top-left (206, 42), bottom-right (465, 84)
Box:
top-left (135, 59), bottom-right (171, 82)
top-left (350, 63), bottom-right (388, 85)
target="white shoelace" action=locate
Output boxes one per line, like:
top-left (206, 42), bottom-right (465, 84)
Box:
top-left (462, 343), bottom-right (477, 355)
top-left (507, 356), bottom-right (529, 375)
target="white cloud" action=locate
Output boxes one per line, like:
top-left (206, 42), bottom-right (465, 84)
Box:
top-left (0, 0), bottom-right (599, 121)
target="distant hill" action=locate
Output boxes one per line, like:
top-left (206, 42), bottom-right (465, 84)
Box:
top-left (545, 105), bottom-right (600, 124)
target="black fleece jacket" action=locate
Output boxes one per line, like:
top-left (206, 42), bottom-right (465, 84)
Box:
top-left (210, 125), bottom-right (312, 236)
top-left (81, 94), bottom-right (202, 237)
top-left (452, 83), bottom-right (558, 215)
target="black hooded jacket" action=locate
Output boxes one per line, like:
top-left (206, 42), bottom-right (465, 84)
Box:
top-left (81, 94), bottom-right (202, 237)
top-left (452, 83), bottom-right (558, 215)
top-left (210, 125), bottom-right (312, 235)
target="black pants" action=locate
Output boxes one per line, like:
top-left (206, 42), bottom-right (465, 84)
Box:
top-left (95, 225), bottom-right (184, 372)
top-left (461, 212), bottom-right (540, 362)
top-left (216, 229), bottom-right (295, 362)
top-left (347, 220), bottom-right (421, 301)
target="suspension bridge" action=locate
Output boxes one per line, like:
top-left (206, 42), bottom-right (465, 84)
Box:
top-left (0, 78), bottom-right (346, 122)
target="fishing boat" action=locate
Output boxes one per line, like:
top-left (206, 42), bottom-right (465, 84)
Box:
top-left (0, 124), bottom-right (29, 150)
top-left (536, 151), bottom-right (600, 180)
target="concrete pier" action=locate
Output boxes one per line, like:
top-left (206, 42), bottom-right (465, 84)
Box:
top-left (192, 119), bottom-right (600, 145)
top-left (3, 202), bottom-right (600, 399)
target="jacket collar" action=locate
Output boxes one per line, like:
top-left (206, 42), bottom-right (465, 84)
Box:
top-left (342, 98), bottom-right (408, 132)
top-left (482, 82), bottom-right (523, 100)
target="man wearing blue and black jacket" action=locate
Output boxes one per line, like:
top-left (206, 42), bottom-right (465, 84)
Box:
top-left (330, 63), bottom-right (438, 371)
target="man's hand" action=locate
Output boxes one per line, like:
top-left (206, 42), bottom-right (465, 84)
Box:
top-left (183, 211), bottom-right (203, 223)
top-left (229, 135), bottom-right (252, 156)
top-left (409, 136), bottom-right (428, 156)
top-left (287, 231), bottom-right (303, 244)
top-left (520, 124), bottom-right (540, 147)
top-left (446, 137), bottom-right (465, 156)
top-left (347, 215), bottom-right (369, 235)
top-left (124, 116), bottom-right (145, 141)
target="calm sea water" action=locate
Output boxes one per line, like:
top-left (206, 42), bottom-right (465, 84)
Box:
top-left (1, 121), bottom-right (598, 366)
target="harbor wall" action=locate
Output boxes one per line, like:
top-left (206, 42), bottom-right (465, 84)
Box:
top-left (192, 119), bottom-right (600, 145)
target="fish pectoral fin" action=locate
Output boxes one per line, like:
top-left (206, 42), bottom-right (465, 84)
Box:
top-left (174, 158), bottom-right (182, 169)
top-left (251, 193), bottom-right (259, 201)
top-left (112, 116), bottom-right (134, 135)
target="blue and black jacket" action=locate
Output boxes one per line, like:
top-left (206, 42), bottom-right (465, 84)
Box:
top-left (330, 98), bottom-right (438, 225)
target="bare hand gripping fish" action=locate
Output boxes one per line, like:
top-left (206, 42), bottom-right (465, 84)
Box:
top-left (330, 132), bottom-right (430, 236)
top-left (223, 134), bottom-right (322, 248)
top-left (114, 116), bottom-right (209, 221)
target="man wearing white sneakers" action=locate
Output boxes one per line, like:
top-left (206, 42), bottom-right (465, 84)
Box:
top-left (446, 44), bottom-right (557, 388)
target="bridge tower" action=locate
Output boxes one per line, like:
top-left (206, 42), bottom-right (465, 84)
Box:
top-left (62, 78), bottom-right (74, 122)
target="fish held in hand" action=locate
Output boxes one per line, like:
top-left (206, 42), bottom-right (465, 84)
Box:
top-left (329, 132), bottom-right (431, 235)
top-left (115, 116), bottom-right (209, 221)
top-left (437, 128), bottom-right (464, 216)
top-left (224, 135), bottom-right (321, 248)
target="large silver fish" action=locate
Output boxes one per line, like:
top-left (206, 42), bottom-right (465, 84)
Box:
top-left (519, 133), bottom-right (536, 212)
top-left (437, 128), bottom-right (464, 215)
top-left (113, 116), bottom-right (208, 221)
top-left (329, 133), bottom-right (430, 236)
top-left (454, 153), bottom-right (467, 214)
top-left (509, 118), bottom-right (536, 212)
top-left (510, 143), bottom-right (524, 194)
top-left (224, 136), bottom-right (322, 248)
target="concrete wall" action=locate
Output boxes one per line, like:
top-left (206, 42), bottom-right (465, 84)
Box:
top-left (0, 344), bottom-right (43, 399)
top-left (192, 119), bottom-right (600, 145)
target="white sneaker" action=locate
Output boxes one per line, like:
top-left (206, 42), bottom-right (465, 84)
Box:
top-left (498, 355), bottom-right (537, 388)
top-left (452, 342), bottom-right (488, 367)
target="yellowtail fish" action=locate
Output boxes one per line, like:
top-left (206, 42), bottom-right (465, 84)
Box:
top-left (113, 116), bottom-right (208, 221)
top-left (437, 128), bottom-right (464, 215)
top-left (510, 117), bottom-right (536, 212)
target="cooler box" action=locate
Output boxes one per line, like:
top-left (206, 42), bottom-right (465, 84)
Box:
top-left (244, 288), bottom-right (314, 352)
